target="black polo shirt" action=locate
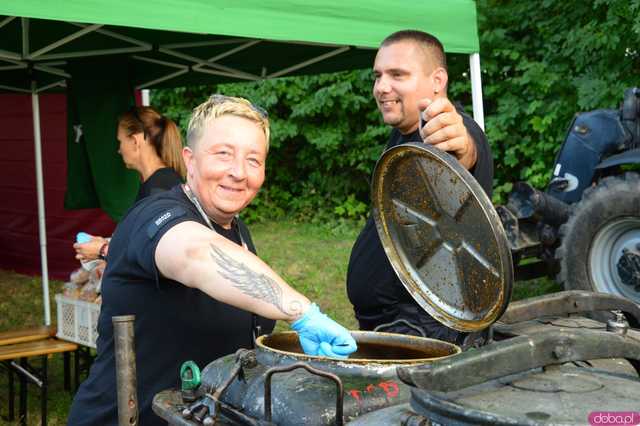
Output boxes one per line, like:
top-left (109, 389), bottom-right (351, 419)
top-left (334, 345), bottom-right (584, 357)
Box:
top-left (346, 108), bottom-right (493, 342)
top-left (135, 167), bottom-right (183, 202)
top-left (68, 186), bottom-right (274, 425)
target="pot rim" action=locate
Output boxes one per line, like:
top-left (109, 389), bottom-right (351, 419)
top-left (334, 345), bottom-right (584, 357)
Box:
top-left (255, 330), bottom-right (462, 365)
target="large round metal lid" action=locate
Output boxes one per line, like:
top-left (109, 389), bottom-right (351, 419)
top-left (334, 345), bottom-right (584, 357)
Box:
top-left (371, 143), bottom-right (513, 332)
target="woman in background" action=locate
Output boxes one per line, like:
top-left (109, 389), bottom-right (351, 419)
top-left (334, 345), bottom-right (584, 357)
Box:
top-left (74, 106), bottom-right (185, 261)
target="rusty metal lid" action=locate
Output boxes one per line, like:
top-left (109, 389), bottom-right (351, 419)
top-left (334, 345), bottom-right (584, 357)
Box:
top-left (371, 143), bottom-right (513, 332)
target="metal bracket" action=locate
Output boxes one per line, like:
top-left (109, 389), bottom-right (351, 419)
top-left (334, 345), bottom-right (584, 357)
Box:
top-left (397, 328), bottom-right (640, 392)
top-left (9, 360), bottom-right (43, 387)
top-left (498, 290), bottom-right (640, 328)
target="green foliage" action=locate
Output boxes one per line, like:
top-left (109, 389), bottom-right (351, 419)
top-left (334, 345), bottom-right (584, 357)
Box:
top-left (153, 0), bottom-right (640, 216)
top-left (152, 71), bottom-right (386, 222)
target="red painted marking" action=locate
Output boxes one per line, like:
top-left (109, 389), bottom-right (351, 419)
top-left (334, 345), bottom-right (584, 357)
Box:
top-left (348, 379), bottom-right (401, 402)
top-left (348, 389), bottom-right (362, 401)
top-left (378, 381), bottom-right (399, 398)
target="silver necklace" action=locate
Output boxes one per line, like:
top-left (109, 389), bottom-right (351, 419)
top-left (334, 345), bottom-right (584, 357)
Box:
top-left (182, 184), bottom-right (246, 249)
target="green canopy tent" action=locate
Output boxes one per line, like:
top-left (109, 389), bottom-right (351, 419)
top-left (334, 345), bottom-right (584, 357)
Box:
top-left (0, 0), bottom-right (483, 325)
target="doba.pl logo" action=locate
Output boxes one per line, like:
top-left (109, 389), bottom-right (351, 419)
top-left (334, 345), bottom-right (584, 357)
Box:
top-left (589, 412), bottom-right (640, 426)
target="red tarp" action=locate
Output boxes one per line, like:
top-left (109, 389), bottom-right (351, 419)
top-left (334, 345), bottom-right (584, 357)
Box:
top-left (0, 93), bottom-right (115, 280)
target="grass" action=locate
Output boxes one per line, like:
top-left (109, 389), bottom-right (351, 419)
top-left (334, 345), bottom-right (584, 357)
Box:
top-left (512, 276), bottom-right (562, 301)
top-left (0, 219), bottom-right (559, 424)
top-left (250, 220), bottom-right (361, 331)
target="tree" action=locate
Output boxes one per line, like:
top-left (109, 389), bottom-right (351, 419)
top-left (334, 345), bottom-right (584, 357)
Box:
top-left (153, 0), bottom-right (640, 219)
top-left (477, 0), bottom-right (640, 199)
top-left (153, 71), bottom-right (386, 222)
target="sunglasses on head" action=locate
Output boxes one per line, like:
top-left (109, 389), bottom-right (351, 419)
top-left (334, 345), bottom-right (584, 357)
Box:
top-left (209, 94), bottom-right (268, 119)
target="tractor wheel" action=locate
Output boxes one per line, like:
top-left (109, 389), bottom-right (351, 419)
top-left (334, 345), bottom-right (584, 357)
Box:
top-left (557, 173), bottom-right (640, 304)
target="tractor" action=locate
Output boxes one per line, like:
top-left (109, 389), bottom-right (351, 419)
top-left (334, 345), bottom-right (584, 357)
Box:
top-left (497, 87), bottom-right (640, 304)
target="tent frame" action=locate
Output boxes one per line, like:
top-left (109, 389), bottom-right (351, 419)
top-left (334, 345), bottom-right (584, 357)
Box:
top-left (1, 17), bottom-right (484, 326)
top-left (2, 19), bottom-right (486, 111)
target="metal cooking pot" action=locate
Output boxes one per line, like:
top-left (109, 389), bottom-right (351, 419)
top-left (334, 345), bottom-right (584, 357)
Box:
top-left (153, 331), bottom-right (460, 425)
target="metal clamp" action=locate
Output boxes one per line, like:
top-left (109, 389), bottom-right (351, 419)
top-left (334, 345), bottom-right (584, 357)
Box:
top-left (182, 394), bottom-right (217, 425)
top-left (264, 362), bottom-right (344, 425)
top-left (182, 349), bottom-right (257, 424)
top-left (607, 310), bottom-right (630, 335)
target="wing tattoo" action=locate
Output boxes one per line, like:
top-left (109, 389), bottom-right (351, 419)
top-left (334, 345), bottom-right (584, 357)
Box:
top-left (209, 244), bottom-right (287, 315)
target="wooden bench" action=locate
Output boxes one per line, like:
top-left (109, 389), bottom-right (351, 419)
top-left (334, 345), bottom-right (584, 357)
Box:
top-left (0, 326), bottom-right (55, 346)
top-left (0, 338), bottom-right (78, 426)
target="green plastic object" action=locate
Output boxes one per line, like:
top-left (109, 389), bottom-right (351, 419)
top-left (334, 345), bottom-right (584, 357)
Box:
top-left (180, 361), bottom-right (201, 391)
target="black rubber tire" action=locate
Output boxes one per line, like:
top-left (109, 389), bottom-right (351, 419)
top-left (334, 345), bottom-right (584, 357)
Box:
top-left (556, 172), bottom-right (640, 304)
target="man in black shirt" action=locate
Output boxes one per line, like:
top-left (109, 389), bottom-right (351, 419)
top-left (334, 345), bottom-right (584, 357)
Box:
top-left (347, 30), bottom-right (493, 343)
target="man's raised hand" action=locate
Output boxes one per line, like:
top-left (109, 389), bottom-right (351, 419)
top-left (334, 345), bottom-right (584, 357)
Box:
top-left (418, 97), bottom-right (477, 170)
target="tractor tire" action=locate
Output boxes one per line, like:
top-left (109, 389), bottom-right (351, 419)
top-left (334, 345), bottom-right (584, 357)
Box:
top-left (557, 173), bottom-right (640, 304)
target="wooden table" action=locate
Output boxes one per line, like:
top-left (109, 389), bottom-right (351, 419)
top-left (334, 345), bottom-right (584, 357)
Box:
top-left (0, 326), bottom-right (54, 346)
top-left (0, 336), bottom-right (78, 426)
top-left (0, 338), bottom-right (78, 360)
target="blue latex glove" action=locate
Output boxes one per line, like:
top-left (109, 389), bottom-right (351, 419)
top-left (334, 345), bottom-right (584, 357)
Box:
top-left (291, 304), bottom-right (357, 358)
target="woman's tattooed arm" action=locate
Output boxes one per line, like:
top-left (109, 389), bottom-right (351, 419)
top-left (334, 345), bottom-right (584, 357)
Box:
top-left (209, 244), bottom-right (294, 315)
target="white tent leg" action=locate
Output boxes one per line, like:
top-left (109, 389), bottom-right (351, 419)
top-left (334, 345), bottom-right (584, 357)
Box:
top-left (31, 84), bottom-right (51, 326)
top-left (142, 89), bottom-right (150, 106)
top-left (469, 53), bottom-right (485, 131)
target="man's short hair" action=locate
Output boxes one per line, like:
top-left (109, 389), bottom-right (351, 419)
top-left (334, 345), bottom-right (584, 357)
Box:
top-left (381, 30), bottom-right (447, 72)
top-left (187, 94), bottom-right (270, 150)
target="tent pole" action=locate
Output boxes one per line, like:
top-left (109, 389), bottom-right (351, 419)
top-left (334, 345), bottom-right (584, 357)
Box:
top-left (142, 89), bottom-right (150, 106)
top-left (469, 53), bottom-right (485, 131)
top-left (31, 82), bottom-right (51, 326)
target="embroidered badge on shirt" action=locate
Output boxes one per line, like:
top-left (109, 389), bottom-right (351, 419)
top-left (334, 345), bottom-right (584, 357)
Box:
top-left (146, 206), bottom-right (187, 239)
